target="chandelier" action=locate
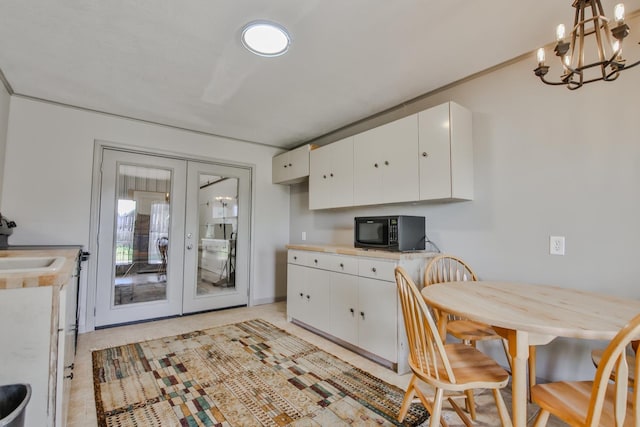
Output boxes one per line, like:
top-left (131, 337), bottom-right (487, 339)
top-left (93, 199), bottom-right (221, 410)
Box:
top-left (534, 0), bottom-right (640, 89)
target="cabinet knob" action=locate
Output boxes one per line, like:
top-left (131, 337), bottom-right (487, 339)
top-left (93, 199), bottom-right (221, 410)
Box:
top-left (330, 173), bottom-right (334, 177)
top-left (299, 292), bottom-right (304, 298)
top-left (306, 294), bottom-right (311, 300)
top-left (384, 160), bottom-right (389, 166)
top-left (314, 259), bottom-right (318, 264)
top-left (284, 164), bottom-right (287, 168)
top-left (422, 152), bottom-right (429, 157)
top-left (350, 308), bottom-right (355, 315)
top-left (293, 256), bottom-right (297, 260)
top-left (360, 312), bottom-right (365, 319)
top-left (374, 163), bottom-right (379, 168)
top-left (289, 163), bottom-right (292, 167)
top-left (65, 363), bottom-right (74, 370)
top-left (339, 263), bottom-right (344, 268)
top-left (372, 267), bottom-right (377, 273)
top-left (65, 373), bottom-right (74, 380)
top-left (323, 174), bottom-right (327, 179)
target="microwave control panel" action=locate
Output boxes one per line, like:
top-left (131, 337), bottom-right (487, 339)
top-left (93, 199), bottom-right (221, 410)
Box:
top-left (389, 219), bottom-right (398, 243)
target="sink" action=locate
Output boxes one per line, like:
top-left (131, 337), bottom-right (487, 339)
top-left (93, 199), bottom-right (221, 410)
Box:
top-left (0, 256), bottom-right (66, 274)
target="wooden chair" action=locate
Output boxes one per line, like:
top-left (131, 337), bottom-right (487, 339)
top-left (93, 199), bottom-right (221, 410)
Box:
top-left (394, 266), bottom-right (512, 427)
top-left (531, 313), bottom-right (640, 427)
top-left (424, 254), bottom-right (538, 405)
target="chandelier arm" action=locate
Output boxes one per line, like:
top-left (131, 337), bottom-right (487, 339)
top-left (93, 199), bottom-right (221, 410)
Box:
top-left (536, 74), bottom-right (577, 86)
top-left (620, 59), bottom-right (640, 70)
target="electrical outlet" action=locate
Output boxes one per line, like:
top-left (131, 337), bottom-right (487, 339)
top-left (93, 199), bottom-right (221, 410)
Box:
top-left (550, 236), bottom-right (565, 255)
top-left (301, 231), bottom-right (306, 241)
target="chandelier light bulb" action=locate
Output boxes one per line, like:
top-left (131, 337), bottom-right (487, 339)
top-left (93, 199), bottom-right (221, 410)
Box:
top-left (556, 24), bottom-right (566, 41)
top-left (614, 3), bottom-right (625, 23)
top-left (613, 40), bottom-right (622, 55)
top-left (564, 55), bottom-right (571, 67)
top-left (537, 48), bottom-right (546, 65)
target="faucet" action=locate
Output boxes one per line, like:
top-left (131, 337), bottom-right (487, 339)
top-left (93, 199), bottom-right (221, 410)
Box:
top-left (0, 213), bottom-right (16, 248)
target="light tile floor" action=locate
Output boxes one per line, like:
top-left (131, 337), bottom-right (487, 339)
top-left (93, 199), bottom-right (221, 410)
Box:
top-left (68, 302), bottom-right (566, 426)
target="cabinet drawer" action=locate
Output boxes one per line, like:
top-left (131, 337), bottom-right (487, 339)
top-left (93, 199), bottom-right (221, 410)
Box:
top-left (305, 252), bottom-right (333, 269)
top-left (288, 250), bottom-right (307, 265)
top-left (358, 258), bottom-right (396, 282)
top-left (325, 255), bottom-right (358, 275)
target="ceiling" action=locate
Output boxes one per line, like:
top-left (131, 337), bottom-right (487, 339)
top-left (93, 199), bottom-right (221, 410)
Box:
top-left (1, 0), bottom-right (638, 149)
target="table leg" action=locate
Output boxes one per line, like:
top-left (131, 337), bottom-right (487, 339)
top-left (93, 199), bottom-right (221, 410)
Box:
top-left (506, 329), bottom-right (529, 427)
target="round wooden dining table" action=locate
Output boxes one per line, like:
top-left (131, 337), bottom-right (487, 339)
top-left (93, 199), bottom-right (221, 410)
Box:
top-left (421, 280), bottom-right (640, 427)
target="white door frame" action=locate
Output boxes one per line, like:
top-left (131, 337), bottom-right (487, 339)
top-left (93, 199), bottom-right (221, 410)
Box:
top-left (85, 140), bottom-right (254, 331)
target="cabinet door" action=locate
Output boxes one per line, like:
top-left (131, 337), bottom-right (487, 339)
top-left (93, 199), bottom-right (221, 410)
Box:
top-left (56, 274), bottom-right (77, 427)
top-left (380, 115), bottom-right (419, 203)
top-left (353, 129), bottom-right (383, 206)
top-left (418, 102), bottom-right (473, 201)
top-left (305, 268), bottom-right (331, 330)
top-left (286, 263), bottom-right (307, 321)
top-left (329, 272), bottom-right (358, 343)
top-left (418, 102), bottom-right (451, 200)
top-left (354, 115), bottom-right (419, 206)
top-left (309, 137), bottom-right (354, 209)
top-left (357, 277), bottom-right (398, 362)
top-left (288, 145), bottom-right (310, 181)
top-left (272, 152), bottom-right (290, 184)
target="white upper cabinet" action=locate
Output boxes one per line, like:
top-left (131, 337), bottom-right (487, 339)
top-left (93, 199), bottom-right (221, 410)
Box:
top-left (309, 136), bottom-right (354, 209)
top-left (304, 101), bottom-right (473, 209)
top-left (418, 102), bottom-right (474, 201)
top-left (272, 144), bottom-right (314, 184)
top-left (353, 114), bottom-right (419, 206)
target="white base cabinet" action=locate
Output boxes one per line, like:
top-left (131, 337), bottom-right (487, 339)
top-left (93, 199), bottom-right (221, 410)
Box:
top-left (0, 256), bottom-right (79, 427)
top-left (287, 247), bottom-right (433, 374)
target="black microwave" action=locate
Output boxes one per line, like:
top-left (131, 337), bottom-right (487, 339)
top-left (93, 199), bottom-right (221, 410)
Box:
top-left (354, 215), bottom-right (425, 252)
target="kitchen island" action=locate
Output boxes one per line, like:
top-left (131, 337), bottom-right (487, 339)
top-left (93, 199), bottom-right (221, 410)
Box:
top-left (0, 247), bottom-right (82, 427)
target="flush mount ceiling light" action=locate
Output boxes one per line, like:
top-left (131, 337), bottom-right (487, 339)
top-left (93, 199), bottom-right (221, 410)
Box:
top-left (534, 0), bottom-right (640, 90)
top-left (241, 21), bottom-right (290, 57)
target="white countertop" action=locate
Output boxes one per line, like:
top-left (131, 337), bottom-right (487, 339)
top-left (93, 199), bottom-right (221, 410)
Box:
top-left (286, 243), bottom-right (438, 260)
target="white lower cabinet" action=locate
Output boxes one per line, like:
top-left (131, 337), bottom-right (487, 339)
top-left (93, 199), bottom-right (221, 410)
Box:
top-left (287, 248), bottom-right (432, 374)
top-left (356, 276), bottom-right (398, 362)
top-left (0, 272), bottom-right (78, 427)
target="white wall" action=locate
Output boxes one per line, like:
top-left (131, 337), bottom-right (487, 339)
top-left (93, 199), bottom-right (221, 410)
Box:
top-left (289, 51), bottom-right (640, 381)
top-left (2, 97), bottom-right (290, 331)
top-left (0, 83), bottom-right (10, 202)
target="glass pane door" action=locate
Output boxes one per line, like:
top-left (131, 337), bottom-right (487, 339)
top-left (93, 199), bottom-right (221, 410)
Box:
top-left (182, 161), bottom-right (251, 313)
top-left (95, 149), bottom-right (186, 327)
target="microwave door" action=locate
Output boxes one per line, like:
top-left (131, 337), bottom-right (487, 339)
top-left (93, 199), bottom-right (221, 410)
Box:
top-left (358, 221), bottom-right (388, 246)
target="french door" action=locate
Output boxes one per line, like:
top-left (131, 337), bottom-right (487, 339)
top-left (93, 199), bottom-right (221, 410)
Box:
top-left (94, 149), bottom-right (251, 327)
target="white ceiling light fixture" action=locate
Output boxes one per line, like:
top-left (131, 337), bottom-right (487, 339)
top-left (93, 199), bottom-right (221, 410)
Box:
top-left (241, 20), bottom-right (291, 57)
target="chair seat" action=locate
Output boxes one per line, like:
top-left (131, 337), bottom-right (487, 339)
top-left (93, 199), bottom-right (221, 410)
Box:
top-left (424, 343), bottom-right (509, 390)
top-left (591, 348), bottom-right (636, 382)
top-left (532, 380), bottom-right (634, 427)
top-left (447, 319), bottom-right (501, 342)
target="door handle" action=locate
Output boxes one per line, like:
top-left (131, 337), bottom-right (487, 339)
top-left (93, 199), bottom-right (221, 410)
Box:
top-left (187, 244), bottom-right (194, 250)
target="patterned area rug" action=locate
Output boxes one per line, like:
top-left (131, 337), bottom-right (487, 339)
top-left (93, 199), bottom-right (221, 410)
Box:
top-left (92, 319), bottom-right (429, 426)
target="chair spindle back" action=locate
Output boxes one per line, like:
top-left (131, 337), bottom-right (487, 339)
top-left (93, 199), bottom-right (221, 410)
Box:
top-left (395, 266), bottom-right (455, 383)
